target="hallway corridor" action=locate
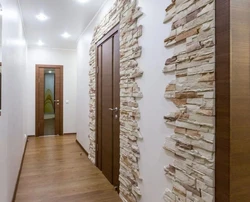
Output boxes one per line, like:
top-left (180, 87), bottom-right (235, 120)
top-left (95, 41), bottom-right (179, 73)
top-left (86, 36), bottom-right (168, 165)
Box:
top-left (15, 135), bottom-right (121, 202)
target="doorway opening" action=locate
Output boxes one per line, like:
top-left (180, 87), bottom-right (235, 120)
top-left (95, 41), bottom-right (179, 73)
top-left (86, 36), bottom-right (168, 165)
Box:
top-left (36, 65), bottom-right (63, 137)
top-left (96, 24), bottom-right (120, 191)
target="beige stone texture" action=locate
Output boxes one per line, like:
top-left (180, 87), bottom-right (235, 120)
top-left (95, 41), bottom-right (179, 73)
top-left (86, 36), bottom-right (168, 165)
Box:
top-left (163, 0), bottom-right (215, 201)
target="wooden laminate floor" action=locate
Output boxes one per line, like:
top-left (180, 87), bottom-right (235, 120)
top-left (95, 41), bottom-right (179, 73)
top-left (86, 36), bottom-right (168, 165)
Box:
top-left (15, 135), bottom-right (121, 202)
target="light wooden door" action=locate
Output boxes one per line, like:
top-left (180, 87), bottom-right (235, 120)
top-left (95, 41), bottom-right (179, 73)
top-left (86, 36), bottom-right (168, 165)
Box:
top-left (36, 65), bottom-right (63, 136)
top-left (96, 25), bottom-right (120, 189)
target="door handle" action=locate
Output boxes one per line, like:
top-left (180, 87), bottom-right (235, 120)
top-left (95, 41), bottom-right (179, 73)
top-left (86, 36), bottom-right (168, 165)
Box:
top-left (109, 107), bottom-right (119, 112)
top-left (54, 100), bottom-right (59, 102)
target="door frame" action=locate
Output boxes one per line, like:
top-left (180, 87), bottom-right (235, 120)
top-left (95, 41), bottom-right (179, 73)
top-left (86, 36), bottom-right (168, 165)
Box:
top-left (35, 64), bottom-right (64, 137)
top-left (95, 24), bottom-right (120, 184)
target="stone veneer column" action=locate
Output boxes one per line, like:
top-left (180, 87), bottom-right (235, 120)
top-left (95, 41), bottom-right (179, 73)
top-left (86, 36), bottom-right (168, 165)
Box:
top-left (88, 0), bottom-right (143, 201)
top-left (162, 0), bottom-right (215, 202)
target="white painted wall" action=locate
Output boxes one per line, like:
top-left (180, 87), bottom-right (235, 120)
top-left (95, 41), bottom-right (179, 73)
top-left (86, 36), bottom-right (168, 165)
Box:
top-left (136, 1), bottom-right (176, 201)
top-left (26, 47), bottom-right (77, 135)
top-left (0, 46), bottom-right (2, 61)
top-left (76, 0), bottom-right (175, 201)
top-left (0, 0), bottom-right (27, 201)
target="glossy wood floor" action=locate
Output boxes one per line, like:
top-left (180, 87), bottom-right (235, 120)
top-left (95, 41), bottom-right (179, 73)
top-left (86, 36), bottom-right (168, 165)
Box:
top-left (15, 135), bottom-right (121, 202)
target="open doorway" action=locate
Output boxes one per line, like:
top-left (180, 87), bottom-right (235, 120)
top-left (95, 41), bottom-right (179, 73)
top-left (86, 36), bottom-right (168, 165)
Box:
top-left (96, 24), bottom-right (120, 190)
top-left (36, 65), bottom-right (63, 136)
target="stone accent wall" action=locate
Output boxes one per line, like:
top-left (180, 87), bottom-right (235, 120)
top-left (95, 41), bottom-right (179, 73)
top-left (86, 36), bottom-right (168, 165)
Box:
top-left (88, 0), bottom-right (143, 201)
top-left (162, 0), bottom-right (215, 202)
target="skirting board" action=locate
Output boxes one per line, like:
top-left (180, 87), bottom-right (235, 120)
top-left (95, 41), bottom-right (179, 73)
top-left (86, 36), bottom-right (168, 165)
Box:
top-left (28, 134), bottom-right (77, 137)
top-left (76, 139), bottom-right (88, 157)
top-left (12, 137), bottom-right (28, 202)
top-left (64, 133), bottom-right (77, 135)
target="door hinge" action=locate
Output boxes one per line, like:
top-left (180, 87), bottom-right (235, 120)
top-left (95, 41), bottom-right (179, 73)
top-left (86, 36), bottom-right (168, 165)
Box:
top-left (96, 66), bottom-right (99, 74)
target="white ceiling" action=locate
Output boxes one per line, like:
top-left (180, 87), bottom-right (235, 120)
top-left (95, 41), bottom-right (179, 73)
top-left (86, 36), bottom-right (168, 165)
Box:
top-left (19, 0), bottom-right (105, 49)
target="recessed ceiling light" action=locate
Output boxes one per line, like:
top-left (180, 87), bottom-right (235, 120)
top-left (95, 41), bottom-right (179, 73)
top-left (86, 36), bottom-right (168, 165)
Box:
top-left (48, 71), bottom-right (52, 74)
top-left (36, 13), bottom-right (49, 21)
top-left (61, 32), bottom-right (71, 38)
top-left (37, 40), bottom-right (44, 46)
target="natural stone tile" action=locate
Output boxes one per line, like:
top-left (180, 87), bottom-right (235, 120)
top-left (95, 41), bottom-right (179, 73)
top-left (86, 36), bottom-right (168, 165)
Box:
top-left (166, 84), bottom-right (176, 92)
top-left (164, 137), bottom-right (177, 153)
top-left (171, 98), bottom-right (187, 107)
top-left (187, 63), bottom-right (214, 75)
top-left (196, 109), bottom-right (213, 116)
top-left (189, 113), bottom-right (215, 126)
top-left (164, 5), bottom-right (176, 23)
top-left (164, 35), bottom-right (176, 44)
top-left (176, 27), bottom-right (200, 42)
top-left (197, 1), bottom-right (215, 17)
top-left (166, 1), bottom-right (176, 12)
top-left (176, 0), bottom-right (195, 14)
top-left (175, 169), bottom-right (196, 187)
top-left (201, 190), bottom-right (214, 202)
top-left (176, 121), bottom-right (200, 131)
top-left (165, 91), bottom-right (176, 99)
top-left (172, 17), bottom-right (187, 30)
top-left (186, 129), bottom-right (202, 139)
top-left (166, 56), bottom-right (178, 65)
top-left (199, 132), bottom-right (214, 143)
top-left (175, 92), bottom-right (198, 99)
top-left (175, 43), bottom-right (188, 57)
top-left (181, 183), bottom-right (201, 197)
top-left (186, 7), bottom-right (203, 23)
top-left (164, 188), bottom-right (176, 202)
top-left (163, 0), bottom-right (215, 201)
top-left (175, 127), bottom-right (186, 135)
top-left (163, 64), bottom-right (176, 73)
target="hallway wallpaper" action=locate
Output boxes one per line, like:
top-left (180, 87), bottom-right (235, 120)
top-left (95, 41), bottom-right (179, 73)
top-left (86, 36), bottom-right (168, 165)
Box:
top-left (162, 0), bottom-right (215, 201)
top-left (88, 0), bottom-right (144, 201)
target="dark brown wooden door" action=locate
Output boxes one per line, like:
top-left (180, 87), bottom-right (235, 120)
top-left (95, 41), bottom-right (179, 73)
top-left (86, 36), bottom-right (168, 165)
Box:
top-left (96, 25), bottom-right (120, 189)
top-left (36, 65), bottom-right (63, 136)
top-left (54, 68), bottom-right (62, 136)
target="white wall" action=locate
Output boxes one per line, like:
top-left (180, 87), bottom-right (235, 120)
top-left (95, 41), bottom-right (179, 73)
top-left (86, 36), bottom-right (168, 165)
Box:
top-left (0, 0), bottom-right (27, 201)
top-left (76, 0), bottom-right (175, 201)
top-left (26, 47), bottom-right (77, 135)
top-left (137, 1), bottom-right (176, 201)
top-left (0, 46), bottom-right (2, 61)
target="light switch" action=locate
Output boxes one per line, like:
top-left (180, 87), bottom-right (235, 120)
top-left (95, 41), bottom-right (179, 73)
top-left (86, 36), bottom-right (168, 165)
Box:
top-left (66, 100), bottom-right (69, 104)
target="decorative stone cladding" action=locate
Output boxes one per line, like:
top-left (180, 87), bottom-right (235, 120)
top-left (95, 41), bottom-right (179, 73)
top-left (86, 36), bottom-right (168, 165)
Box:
top-left (162, 0), bottom-right (215, 202)
top-left (88, 0), bottom-right (143, 201)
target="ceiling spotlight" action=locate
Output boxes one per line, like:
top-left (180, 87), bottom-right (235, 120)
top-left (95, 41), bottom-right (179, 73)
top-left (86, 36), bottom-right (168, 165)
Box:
top-left (36, 13), bottom-right (49, 21)
top-left (61, 32), bottom-right (71, 38)
top-left (37, 40), bottom-right (44, 46)
top-left (48, 71), bottom-right (52, 74)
